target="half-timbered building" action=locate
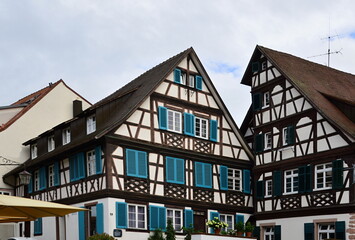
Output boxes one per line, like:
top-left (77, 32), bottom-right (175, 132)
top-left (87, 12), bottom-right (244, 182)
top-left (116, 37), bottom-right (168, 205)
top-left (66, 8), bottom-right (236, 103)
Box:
top-left (240, 46), bottom-right (355, 240)
top-left (5, 48), bottom-right (254, 240)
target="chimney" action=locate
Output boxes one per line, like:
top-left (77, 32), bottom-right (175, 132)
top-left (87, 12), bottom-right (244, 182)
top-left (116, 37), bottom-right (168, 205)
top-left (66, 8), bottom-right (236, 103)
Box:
top-left (73, 100), bottom-right (82, 117)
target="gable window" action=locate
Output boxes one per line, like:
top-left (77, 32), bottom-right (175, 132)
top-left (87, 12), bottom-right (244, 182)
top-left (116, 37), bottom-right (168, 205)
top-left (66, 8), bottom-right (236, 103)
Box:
top-left (194, 162), bottom-right (212, 188)
top-left (262, 61), bottom-right (267, 70)
top-left (167, 209), bottom-right (182, 232)
top-left (315, 163), bottom-right (332, 190)
top-left (87, 150), bottom-right (96, 177)
top-left (253, 92), bottom-right (270, 110)
top-left (219, 214), bottom-right (234, 232)
top-left (188, 75), bottom-right (195, 88)
top-left (284, 169), bottom-right (298, 194)
top-left (166, 157), bottom-right (185, 184)
top-left (195, 117), bottom-right (208, 139)
top-left (126, 149), bottom-right (147, 178)
top-left (48, 135), bottom-right (55, 152)
top-left (174, 68), bottom-right (202, 90)
top-left (264, 132), bottom-right (272, 150)
top-left (34, 170), bottom-right (40, 191)
top-left (167, 109), bottom-right (182, 133)
top-left (282, 126), bottom-right (295, 146)
top-left (87, 115), bottom-right (96, 134)
top-left (128, 204), bottom-right (146, 229)
top-left (228, 168), bottom-right (242, 191)
top-left (62, 127), bottom-right (71, 145)
top-left (265, 180), bottom-right (273, 197)
top-left (262, 91), bottom-right (270, 108)
top-left (31, 144), bottom-right (38, 159)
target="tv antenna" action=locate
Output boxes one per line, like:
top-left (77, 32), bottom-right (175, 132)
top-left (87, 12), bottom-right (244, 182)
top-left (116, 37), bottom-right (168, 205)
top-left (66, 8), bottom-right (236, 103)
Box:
top-left (308, 34), bottom-right (342, 67)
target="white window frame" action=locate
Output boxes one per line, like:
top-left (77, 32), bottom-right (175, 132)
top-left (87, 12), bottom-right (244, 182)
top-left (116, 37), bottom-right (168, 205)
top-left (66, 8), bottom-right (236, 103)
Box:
top-left (167, 109), bottom-right (182, 133)
top-left (48, 164), bottom-right (55, 187)
top-left (195, 117), bottom-right (208, 139)
top-left (318, 223), bottom-right (335, 240)
top-left (62, 128), bottom-right (71, 145)
top-left (48, 135), bottom-right (55, 152)
top-left (34, 170), bottom-right (40, 191)
top-left (264, 132), bottom-right (272, 150)
top-left (188, 75), bottom-right (195, 88)
top-left (264, 226), bottom-right (275, 240)
top-left (284, 169), bottom-right (298, 194)
top-left (31, 144), bottom-right (38, 159)
top-left (282, 127), bottom-right (288, 146)
top-left (86, 150), bottom-right (96, 176)
top-left (166, 208), bottom-right (183, 232)
top-left (219, 214), bottom-right (234, 232)
top-left (87, 115), bottom-right (96, 134)
top-left (127, 204), bottom-right (146, 229)
top-left (180, 72), bottom-right (187, 85)
top-left (228, 168), bottom-right (242, 191)
top-left (262, 92), bottom-right (270, 108)
top-left (265, 179), bottom-right (272, 197)
top-left (315, 163), bottom-right (332, 190)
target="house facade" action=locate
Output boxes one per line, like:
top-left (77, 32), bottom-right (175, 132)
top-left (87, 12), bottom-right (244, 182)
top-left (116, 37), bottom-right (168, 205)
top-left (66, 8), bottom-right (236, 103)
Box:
top-left (5, 48), bottom-right (254, 240)
top-left (240, 46), bottom-right (354, 240)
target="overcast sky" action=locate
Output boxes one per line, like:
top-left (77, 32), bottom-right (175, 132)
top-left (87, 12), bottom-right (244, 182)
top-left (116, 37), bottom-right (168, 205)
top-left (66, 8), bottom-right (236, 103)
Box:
top-left (0, 0), bottom-right (354, 125)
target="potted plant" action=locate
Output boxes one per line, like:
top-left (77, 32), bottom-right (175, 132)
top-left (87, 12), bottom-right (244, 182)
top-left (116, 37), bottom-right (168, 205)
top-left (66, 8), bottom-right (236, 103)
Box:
top-left (245, 222), bottom-right (255, 237)
top-left (235, 221), bottom-right (245, 236)
top-left (206, 217), bottom-right (228, 234)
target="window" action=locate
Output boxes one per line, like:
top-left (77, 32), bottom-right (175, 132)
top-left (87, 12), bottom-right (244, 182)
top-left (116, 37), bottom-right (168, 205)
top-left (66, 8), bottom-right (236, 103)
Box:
top-left (87, 150), bottom-right (96, 177)
top-left (284, 169), bottom-right (298, 194)
top-left (31, 144), bottom-right (38, 159)
top-left (262, 92), bottom-right (270, 108)
top-left (87, 115), bottom-right (96, 134)
top-left (62, 127), bottom-right (71, 145)
top-left (180, 72), bottom-right (187, 85)
top-left (315, 163), bottom-right (332, 190)
top-left (48, 165), bottom-right (55, 187)
top-left (126, 149), bottom-right (147, 178)
top-left (262, 61), bottom-right (267, 70)
top-left (34, 218), bottom-right (43, 235)
top-left (34, 170), bottom-right (40, 191)
top-left (265, 180), bottom-right (272, 197)
top-left (48, 135), bottom-right (55, 152)
top-left (195, 117), bottom-right (208, 139)
top-left (167, 209), bottom-right (182, 232)
top-left (282, 126), bottom-right (295, 146)
top-left (166, 157), bottom-right (185, 184)
top-left (188, 75), bottom-right (195, 88)
top-left (167, 109), bottom-right (182, 133)
top-left (195, 162), bottom-right (212, 188)
top-left (220, 214), bottom-right (234, 232)
top-left (264, 226), bottom-right (275, 240)
top-left (128, 204), bottom-right (146, 229)
top-left (264, 132), bottom-right (272, 150)
top-left (0, 191), bottom-right (11, 195)
top-left (228, 168), bottom-right (242, 191)
top-left (318, 223), bottom-right (335, 240)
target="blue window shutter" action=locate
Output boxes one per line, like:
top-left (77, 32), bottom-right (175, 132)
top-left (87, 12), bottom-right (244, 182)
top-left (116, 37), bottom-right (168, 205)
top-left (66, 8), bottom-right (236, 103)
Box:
top-left (195, 162), bottom-right (203, 187)
top-left (28, 175), bottom-right (33, 193)
top-left (209, 212), bottom-right (219, 233)
top-left (166, 157), bottom-right (175, 182)
top-left (158, 106), bottom-right (168, 130)
top-left (175, 158), bottom-right (185, 184)
top-left (236, 214), bottom-right (244, 224)
top-left (253, 92), bottom-right (262, 111)
top-left (204, 163), bottom-right (212, 188)
top-left (252, 62), bottom-right (259, 73)
top-left (174, 68), bottom-right (181, 83)
top-left (96, 203), bottom-right (104, 234)
top-left (69, 156), bottom-right (76, 181)
top-left (54, 162), bottom-right (60, 186)
top-left (256, 180), bottom-right (264, 199)
top-left (275, 225), bottom-right (281, 240)
top-left (95, 146), bottom-right (102, 174)
top-left (335, 221), bottom-right (345, 240)
top-left (332, 159), bottom-right (343, 190)
top-left (116, 202), bottom-right (127, 229)
top-left (196, 75), bottom-right (202, 90)
top-left (273, 170), bottom-right (282, 196)
top-left (39, 167), bottom-right (46, 190)
top-left (77, 152), bottom-right (85, 180)
top-left (243, 169), bottom-right (251, 194)
top-left (184, 209), bottom-right (194, 228)
top-left (298, 166), bottom-right (306, 193)
top-left (149, 205), bottom-right (159, 230)
top-left (305, 165), bottom-right (312, 193)
top-left (209, 119), bottom-right (218, 142)
top-left (220, 165), bottom-right (228, 190)
top-left (34, 217), bottom-right (42, 235)
top-left (287, 125), bottom-right (295, 145)
top-left (255, 133), bottom-right (264, 153)
top-left (253, 226), bottom-right (260, 239)
top-left (137, 151), bottom-right (147, 178)
top-left (126, 149), bottom-right (137, 177)
top-left (184, 113), bottom-right (195, 136)
top-left (159, 207), bottom-right (166, 230)
top-left (304, 223), bottom-right (314, 240)
top-left (78, 208), bottom-right (85, 240)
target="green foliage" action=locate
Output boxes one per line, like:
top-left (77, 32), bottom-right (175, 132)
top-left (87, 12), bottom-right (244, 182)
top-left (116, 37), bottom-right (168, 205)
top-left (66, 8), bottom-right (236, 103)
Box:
top-left (235, 221), bottom-right (245, 232)
top-left (166, 219), bottom-right (176, 240)
top-left (148, 228), bottom-right (165, 240)
top-left (245, 222), bottom-right (255, 232)
top-left (221, 230), bottom-right (228, 235)
top-left (181, 225), bottom-right (194, 240)
top-left (88, 233), bottom-right (114, 240)
top-left (206, 217), bottom-right (228, 229)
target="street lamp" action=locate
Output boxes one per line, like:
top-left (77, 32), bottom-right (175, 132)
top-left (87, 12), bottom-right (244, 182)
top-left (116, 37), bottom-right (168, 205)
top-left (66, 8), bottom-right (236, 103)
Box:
top-left (18, 170), bottom-right (31, 185)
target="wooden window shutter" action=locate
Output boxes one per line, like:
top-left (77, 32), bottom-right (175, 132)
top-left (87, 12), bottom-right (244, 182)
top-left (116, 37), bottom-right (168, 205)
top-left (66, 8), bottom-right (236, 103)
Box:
top-left (126, 149), bottom-right (137, 177)
top-left (137, 151), bottom-right (147, 178)
top-left (54, 161), bottom-right (60, 186)
top-left (335, 221), bottom-right (346, 240)
top-left (274, 225), bottom-right (281, 240)
top-left (116, 202), bottom-right (127, 229)
top-left (184, 113), bottom-right (195, 136)
top-left (166, 157), bottom-right (175, 183)
top-left (253, 92), bottom-right (262, 111)
top-left (273, 171), bottom-right (282, 196)
top-left (209, 119), bottom-right (218, 142)
top-left (28, 175), bottom-right (33, 193)
top-left (255, 133), bottom-right (264, 153)
top-left (174, 68), bottom-right (181, 83)
top-left (305, 165), bottom-right (313, 192)
top-left (252, 62), bottom-right (259, 73)
top-left (77, 152), bottom-right (85, 180)
top-left (304, 223), bottom-right (314, 240)
top-left (195, 162), bottom-right (203, 187)
top-left (158, 106), bottom-right (168, 130)
top-left (96, 203), bottom-right (104, 234)
top-left (287, 125), bottom-right (295, 145)
top-left (34, 217), bottom-right (43, 235)
top-left (196, 75), bottom-right (203, 90)
top-left (219, 165), bottom-right (228, 190)
top-left (332, 159), bottom-right (344, 190)
top-left (95, 146), bottom-right (102, 174)
top-left (236, 214), bottom-right (244, 224)
top-left (209, 211), bottom-right (220, 233)
top-left (149, 205), bottom-right (166, 230)
top-left (243, 169), bottom-right (251, 194)
top-left (69, 155), bottom-right (76, 182)
top-left (184, 209), bottom-right (194, 228)
top-left (253, 226), bottom-right (260, 239)
top-left (298, 166), bottom-right (306, 193)
top-left (256, 180), bottom-right (264, 199)
top-left (159, 207), bottom-right (167, 230)
top-left (204, 163), bottom-right (212, 188)
top-left (39, 167), bottom-right (47, 190)
top-left (78, 208), bottom-right (85, 240)
top-left (175, 158), bottom-right (185, 184)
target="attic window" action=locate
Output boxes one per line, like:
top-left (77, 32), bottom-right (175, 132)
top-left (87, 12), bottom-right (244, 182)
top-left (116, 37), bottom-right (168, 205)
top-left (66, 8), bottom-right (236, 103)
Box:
top-left (174, 68), bottom-right (202, 90)
top-left (31, 144), bottom-right (38, 159)
top-left (262, 61), bottom-right (267, 70)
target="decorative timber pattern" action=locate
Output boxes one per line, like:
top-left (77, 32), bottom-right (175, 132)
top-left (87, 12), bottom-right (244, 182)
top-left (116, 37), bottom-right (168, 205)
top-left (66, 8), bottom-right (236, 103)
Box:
top-left (165, 184), bottom-right (186, 199)
top-left (125, 177), bottom-right (149, 194)
top-left (193, 188), bottom-right (213, 202)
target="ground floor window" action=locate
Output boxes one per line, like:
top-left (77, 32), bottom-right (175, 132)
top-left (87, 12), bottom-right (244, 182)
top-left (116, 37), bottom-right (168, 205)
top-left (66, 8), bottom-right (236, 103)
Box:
top-left (128, 204), bottom-right (146, 229)
top-left (318, 223), bottom-right (335, 240)
top-left (167, 209), bottom-right (182, 231)
top-left (264, 226), bottom-right (274, 240)
top-left (219, 214), bottom-right (234, 232)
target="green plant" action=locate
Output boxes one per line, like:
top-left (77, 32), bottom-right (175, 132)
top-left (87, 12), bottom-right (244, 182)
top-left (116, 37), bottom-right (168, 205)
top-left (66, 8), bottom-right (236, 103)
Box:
top-left (166, 219), bottom-right (176, 240)
top-left (245, 222), bottom-right (255, 232)
top-left (227, 229), bottom-right (236, 236)
top-left (148, 228), bottom-right (165, 240)
top-left (88, 233), bottom-right (114, 240)
top-left (181, 225), bottom-right (194, 240)
top-left (221, 230), bottom-right (228, 235)
top-left (235, 221), bottom-right (245, 232)
top-left (206, 217), bottom-right (228, 229)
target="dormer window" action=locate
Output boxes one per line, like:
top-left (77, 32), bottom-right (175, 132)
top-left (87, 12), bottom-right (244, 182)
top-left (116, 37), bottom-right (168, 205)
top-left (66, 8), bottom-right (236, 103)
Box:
top-left (62, 127), bottom-right (71, 145)
top-left (48, 135), bottom-right (55, 152)
top-left (31, 144), bottom-right (38, 159)
top-left (87, 115), bottom-right (96, 134)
